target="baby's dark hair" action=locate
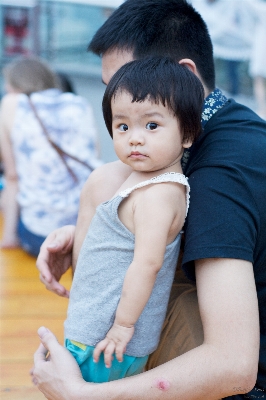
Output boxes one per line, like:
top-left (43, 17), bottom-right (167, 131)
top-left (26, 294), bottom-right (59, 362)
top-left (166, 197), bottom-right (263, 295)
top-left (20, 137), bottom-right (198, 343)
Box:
top-left (102, 56), bottom-right (204, 144)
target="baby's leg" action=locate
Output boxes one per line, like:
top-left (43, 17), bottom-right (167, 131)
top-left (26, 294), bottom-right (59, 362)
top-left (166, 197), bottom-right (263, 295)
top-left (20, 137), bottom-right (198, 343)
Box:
top-left (65, 339), bottom-right (148, 382)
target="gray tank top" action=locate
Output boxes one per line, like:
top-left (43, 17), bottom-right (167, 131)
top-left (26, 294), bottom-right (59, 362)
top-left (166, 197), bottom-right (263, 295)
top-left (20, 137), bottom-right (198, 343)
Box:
top-left (64, 172), bottom-right (190, 357)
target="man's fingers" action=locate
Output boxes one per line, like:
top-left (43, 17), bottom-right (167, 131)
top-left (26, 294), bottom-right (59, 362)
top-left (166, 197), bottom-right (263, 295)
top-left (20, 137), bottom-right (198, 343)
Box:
top-left (36, 233), bottom-right (66, 281)
top-left (39, 273), bottom-right (54, 288)
top-left (36, 326), bottom-right (60, 355)
top-left (39, 226), bottom-right (75, 255)
top-left (36, 258), bottom-right (53, 284)
top-left (54, 287), bottom-right (69, 298)
top-left (33, 342), bottom-right (49, 366)
top-left (39, 274), bottom-right (69, 298)
top-left (36, 236), bottom-right (58, 276)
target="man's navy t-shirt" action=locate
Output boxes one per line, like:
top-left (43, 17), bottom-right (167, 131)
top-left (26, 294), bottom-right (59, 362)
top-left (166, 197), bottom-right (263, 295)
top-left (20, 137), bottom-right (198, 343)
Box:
top-left (182, 98), bottom-right (266, 399)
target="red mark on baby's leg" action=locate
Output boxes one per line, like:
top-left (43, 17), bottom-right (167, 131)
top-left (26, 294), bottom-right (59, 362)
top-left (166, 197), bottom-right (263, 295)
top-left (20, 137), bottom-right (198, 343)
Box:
top-left (154, 378), bottom-right (171, 391)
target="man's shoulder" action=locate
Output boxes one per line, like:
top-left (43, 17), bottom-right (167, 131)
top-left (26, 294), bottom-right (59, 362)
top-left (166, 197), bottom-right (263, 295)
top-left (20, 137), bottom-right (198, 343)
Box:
top-left (211, 99), bottom-right (265, 128)
top-left (189, 99), bottom-right (266, 168)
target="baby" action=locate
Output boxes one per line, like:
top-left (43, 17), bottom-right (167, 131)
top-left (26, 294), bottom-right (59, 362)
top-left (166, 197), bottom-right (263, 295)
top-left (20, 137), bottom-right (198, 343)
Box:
top-left (64, 56), bottom-right (204, 382)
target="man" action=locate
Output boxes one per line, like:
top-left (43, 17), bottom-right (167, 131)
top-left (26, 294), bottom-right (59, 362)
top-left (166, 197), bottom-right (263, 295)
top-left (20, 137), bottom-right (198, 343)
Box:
top-left (32, 1), bottom-right (266, 399)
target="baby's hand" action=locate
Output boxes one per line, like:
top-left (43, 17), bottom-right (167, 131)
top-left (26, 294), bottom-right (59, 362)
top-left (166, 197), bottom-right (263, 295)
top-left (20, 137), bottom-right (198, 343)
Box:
top-left (93, 323), bottom-right (134, 368)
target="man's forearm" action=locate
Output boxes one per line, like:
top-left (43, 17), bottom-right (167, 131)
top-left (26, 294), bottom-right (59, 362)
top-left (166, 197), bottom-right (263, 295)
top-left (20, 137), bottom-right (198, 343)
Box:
top-left (77, 343), bottom-right (253, 400)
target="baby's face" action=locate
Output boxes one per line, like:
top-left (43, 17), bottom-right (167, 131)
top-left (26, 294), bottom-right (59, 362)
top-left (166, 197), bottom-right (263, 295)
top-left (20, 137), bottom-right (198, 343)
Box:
top-left (111, 91), bottom-right (191, 173)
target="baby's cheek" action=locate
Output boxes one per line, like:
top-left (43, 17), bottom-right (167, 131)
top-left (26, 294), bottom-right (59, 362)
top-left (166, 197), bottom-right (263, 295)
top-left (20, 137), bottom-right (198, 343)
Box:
top-left (154, 378), bottom-right (171, 391)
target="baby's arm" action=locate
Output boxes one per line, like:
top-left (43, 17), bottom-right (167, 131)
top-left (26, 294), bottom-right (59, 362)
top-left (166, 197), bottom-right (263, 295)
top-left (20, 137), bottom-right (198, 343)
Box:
top-left (93, 183), bottom-right (186, 367)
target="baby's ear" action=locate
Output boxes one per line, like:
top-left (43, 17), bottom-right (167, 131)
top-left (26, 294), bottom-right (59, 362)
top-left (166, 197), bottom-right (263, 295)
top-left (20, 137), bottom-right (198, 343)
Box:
top-left (182, 139), bottom-right (193, 149)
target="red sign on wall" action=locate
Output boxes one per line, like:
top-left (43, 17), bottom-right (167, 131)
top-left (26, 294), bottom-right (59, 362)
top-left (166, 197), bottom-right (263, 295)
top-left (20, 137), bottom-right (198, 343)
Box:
top-left (3, 6), bottom-right (30, 55)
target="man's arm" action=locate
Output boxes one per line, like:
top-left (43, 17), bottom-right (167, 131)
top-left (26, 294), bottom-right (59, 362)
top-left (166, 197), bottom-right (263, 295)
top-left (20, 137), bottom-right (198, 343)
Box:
top-left (33, 258), bottom-right (259, 400)
top-left (36, 161), bottom-right (132, 296)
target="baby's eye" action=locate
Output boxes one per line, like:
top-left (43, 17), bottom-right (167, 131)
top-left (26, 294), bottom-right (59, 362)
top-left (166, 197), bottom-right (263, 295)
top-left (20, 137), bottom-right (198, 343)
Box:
top-left (146, 122), bottom-right (158, 130)
top-left (118, 124), bottom-right (128, 132)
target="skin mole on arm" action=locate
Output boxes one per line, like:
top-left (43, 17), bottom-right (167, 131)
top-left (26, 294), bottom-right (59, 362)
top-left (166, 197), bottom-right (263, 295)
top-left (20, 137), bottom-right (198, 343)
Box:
top-left (154, 378), bottom-right (171, 391)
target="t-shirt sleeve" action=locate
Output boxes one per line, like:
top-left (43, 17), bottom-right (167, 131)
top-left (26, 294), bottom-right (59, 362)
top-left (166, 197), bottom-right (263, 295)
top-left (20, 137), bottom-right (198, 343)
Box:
top-left (182, 166), bottom-right (259, 281)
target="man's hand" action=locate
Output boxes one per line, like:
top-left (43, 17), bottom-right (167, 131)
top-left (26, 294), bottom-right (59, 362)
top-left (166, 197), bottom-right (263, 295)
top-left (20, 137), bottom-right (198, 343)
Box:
top-left (31, 327), bottom-right (86, 400)
top-left (93, 323), bottom-right (135, 368)
top-left (36, 226), bottom-right (76, 298)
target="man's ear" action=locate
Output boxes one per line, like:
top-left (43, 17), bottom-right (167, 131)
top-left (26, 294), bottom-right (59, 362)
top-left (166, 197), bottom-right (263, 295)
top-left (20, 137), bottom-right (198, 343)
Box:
top-left (182, 139), bottom-right (193, 149)
top-left (178, 59), bottom-right (197, 75)
top-left (179, 59), bottom-right (209, 97)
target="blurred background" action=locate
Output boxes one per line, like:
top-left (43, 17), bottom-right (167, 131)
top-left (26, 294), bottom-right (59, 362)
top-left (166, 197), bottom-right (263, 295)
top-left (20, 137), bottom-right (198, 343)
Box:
top-left (0, 0), bottom-right (265, 165)
top-left (0, 0), bottom-right (125, 163)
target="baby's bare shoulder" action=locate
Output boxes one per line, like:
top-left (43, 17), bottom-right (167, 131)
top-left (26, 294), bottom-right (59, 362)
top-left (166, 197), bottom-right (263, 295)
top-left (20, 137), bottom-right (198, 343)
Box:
top-left (136, 181), bottom-right (186, 210)
top-left (144, 180), bottom-right (186, 198)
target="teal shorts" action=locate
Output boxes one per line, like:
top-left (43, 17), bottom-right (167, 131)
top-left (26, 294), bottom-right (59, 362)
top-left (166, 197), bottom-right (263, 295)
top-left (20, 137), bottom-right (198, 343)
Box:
top-left (65, 339), bottom-right (148, 383)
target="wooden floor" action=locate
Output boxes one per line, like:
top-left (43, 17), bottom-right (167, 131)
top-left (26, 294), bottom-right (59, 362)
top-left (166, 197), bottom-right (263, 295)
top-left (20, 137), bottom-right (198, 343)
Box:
top-left (0, 213), bottom-right (72, 399)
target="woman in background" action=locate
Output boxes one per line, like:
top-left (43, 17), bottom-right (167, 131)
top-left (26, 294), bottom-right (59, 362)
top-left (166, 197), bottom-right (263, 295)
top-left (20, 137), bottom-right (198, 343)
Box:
top-left (0, 56), bottom-right (102, 256)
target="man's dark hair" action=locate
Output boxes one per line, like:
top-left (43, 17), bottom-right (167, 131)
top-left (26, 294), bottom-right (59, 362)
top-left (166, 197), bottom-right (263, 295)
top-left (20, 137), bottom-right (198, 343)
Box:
top-left (89, 0), bottom-right (215, 91)
top-left (102, 56), bottom-right (204, 144)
